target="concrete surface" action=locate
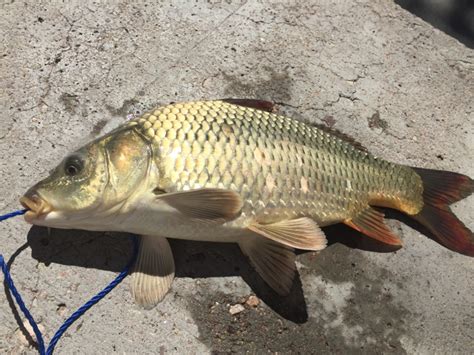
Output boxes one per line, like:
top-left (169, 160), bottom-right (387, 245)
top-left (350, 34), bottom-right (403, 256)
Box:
top-left (1, 0), bottom-right (473, 353)
top-left (396, 0), bottom-right (474, 49)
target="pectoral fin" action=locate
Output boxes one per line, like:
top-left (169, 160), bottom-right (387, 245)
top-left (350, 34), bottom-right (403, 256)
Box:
top-left (156, 188), bottom-right (243, 222)
top-left (344, 207), bottom-right (402, 246)
top-left (131, 235), bottom-right (175, 308)
top-left (240, 235), bottom-right (296, 295)
top-left (248, 217), bottom-right (327, 251)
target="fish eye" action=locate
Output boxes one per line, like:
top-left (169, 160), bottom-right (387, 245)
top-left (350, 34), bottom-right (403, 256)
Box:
top-left (64, 156), bottom-right (84, 176)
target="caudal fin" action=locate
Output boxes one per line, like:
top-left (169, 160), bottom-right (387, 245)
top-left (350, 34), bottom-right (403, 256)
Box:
top-left (411, 167), bottom-right (474, 256)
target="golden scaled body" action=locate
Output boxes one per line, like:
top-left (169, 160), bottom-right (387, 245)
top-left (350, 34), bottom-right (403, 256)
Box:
top-left (127, 100), bottom-right (423, 226)
top-left (21, 99), bottom-right (474, 305)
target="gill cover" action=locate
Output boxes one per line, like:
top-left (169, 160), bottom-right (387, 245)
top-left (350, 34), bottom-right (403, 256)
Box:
top-left (102, 128), bottom-right (151, 204)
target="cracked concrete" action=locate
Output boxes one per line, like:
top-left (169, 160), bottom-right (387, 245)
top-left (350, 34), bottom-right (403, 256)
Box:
top-left (1, 0), bottom-right (473, 353)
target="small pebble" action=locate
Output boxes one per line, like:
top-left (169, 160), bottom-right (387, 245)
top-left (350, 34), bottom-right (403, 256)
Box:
top-left (245, 295), bottom-right (260, 307)
top-left (229, 304), bottom-right (245, 315)
top-left (56, 303), bottom-right (67, 316)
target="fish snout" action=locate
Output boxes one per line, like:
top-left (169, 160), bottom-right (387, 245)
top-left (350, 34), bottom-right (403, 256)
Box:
top-left (20, 189), bottom-right (52, 218)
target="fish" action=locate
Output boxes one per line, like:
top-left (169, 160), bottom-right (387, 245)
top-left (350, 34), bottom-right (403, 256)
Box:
top-left (20, 99), bottom-right (474, 308)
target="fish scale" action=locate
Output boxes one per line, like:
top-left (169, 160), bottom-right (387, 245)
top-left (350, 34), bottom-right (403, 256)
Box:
top-left (126, 100), bottom-right (423, 225)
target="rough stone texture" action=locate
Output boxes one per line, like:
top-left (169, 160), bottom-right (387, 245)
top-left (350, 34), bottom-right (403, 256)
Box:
top-left (1, 1), bottom-right (473, 354)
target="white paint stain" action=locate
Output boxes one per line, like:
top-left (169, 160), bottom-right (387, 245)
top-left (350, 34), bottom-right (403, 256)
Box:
top-left (301, 176), bottom-right (309, 193)
top-left (296, 154), bottom-right (304, 167)
top-left (266, 174), bottom-right (276, 193)
top-left (169, 145), bottom-right (182, 159)
top-left (346, 179), bottom-right (353, 192)
top-left (254, 147), bottom-right (271, 166)
top-left (254, 147), bottom-right (264, 165)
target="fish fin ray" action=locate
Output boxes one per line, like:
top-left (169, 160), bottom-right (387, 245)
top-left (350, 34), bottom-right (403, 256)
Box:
top-left (413, 204), bottom-right (474, 257)
top-left (221, 98), bottom-right (276, 113)
top-left (248, 217), bottom-right (327, 251)
top-left (344, 207), bottom-right (402, 246)
top-left (156, 188), bottom-right (243, 221)
top-left (411, 168), bottom-right (474, 256)
top-left (239, 235), bottom-right (295, 295)
top-left (411, 166), bottom-right (474, 206)
top-left (131, 235), bottom-right (175, 308)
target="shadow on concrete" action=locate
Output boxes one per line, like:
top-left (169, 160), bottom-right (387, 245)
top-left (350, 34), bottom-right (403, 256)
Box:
top-left (11, 206), bottom-right (448, 329)
top-left (20, 219), bottom-right (406, 325)
top-left (2, 205), bottom-right (449, 350)
top-left (5, 215), bottom-right (422, 349)
top-left (3, 242), bottom-right (39, 350)
top-left (395, 0), bottom-right (474, 48)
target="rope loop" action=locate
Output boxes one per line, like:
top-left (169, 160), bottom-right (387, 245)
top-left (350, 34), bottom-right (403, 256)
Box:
top-left (0, 209), bottom-right (138, 354)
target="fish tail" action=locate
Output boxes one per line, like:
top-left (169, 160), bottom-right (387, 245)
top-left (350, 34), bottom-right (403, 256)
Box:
top-left (410, 167), bottom-right (474, 256)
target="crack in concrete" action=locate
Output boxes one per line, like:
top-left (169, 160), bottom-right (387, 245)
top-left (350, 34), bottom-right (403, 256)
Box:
top-left (324, 91), bottom-right (361, 107)
top-left (16, 11), bottom-right (83, 116)
top-left (233, 12), bottom-right (313, 33)
top-left (143, 2), bottom-right (248, 94)
top-left (2, 1), bottom-right (473, 353)
top-left (189, 2), bottom-right (248, 53)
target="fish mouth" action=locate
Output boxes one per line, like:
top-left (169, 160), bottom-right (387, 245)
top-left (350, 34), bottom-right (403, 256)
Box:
top-left (20, 191), bottom-right (53, 222)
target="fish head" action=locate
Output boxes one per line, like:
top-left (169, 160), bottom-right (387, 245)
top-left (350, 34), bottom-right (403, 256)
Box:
top-left (20, 127), bottom-right (151, 229)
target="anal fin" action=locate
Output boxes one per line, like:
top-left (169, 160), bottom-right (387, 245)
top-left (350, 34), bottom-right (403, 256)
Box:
top-left (131, 235), bottom-right (175, 308)
top-left (344, 207), bottom-right (402, 246)
top-left (239, 235), bottom-right (296, 295)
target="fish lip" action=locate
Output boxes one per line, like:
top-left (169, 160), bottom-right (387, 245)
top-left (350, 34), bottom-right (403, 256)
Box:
top-left (19, 196), bottom-right (36, 211)
top-left (20, 193), bottom-right (53, 221)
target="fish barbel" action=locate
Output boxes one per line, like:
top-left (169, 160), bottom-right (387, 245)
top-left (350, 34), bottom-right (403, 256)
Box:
top-left (20, 99), bottom-right (474, 307)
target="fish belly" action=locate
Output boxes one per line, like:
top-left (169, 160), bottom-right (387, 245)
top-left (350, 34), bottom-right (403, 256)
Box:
top-left (114, 199), bottom-right (248, 243)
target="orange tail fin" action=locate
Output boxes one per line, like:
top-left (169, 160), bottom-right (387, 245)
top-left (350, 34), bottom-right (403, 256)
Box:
top-left (411, 167), bottom-right (474, 257)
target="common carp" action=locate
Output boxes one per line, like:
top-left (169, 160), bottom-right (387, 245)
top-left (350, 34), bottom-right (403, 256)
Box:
top-left (20, 99), bottom-right (474, 307)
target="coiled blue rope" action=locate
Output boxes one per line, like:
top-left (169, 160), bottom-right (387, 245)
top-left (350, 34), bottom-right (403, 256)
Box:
top-left (0, 209), bottom-right (139, 354)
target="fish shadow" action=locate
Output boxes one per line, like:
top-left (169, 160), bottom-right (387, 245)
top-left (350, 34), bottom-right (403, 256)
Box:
top-left (24, 214), bottom-right (413, 324)
top-left (26, 227), bottom-right (310, 323)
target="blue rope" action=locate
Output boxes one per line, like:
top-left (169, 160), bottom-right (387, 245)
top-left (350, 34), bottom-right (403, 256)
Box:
top-left (46, 236), bottom-right (138, 354)
top-left (0, 208), bottom-right (27, 221)
top-left (0, 209), bottom-right (139, 354)
top-left (1, 253), bottom-right (46, 352)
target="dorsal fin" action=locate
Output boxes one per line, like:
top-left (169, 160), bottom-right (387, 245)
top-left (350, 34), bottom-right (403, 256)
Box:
top-left (221, 98), bottom-right (276, 113)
